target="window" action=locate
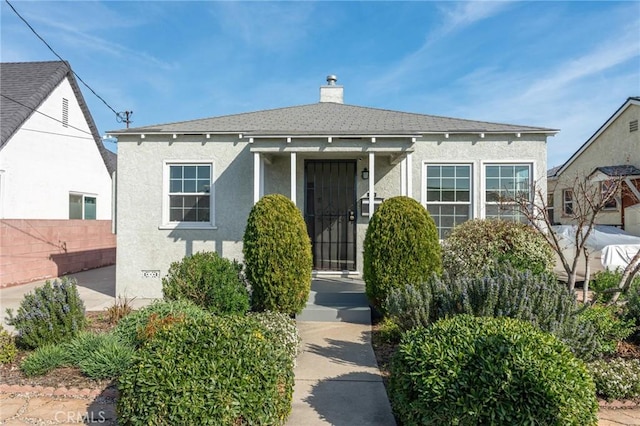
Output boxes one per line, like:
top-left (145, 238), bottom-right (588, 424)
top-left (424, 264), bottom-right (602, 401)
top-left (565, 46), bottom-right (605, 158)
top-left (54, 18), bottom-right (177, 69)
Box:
top-left (164, 162), bottom-right (213, 226)
top-left (485, 164), bottom-right (531, 222)
top-left (69, 193), bottom-right (96, 219)
top-left (563, 189), bottom-right (574, 215)
top-left (425, 164), bottom-right (471, 239)
top-left (547, 192), bottom-right (555, 223)
top-left (600, 181), bottom-right (618, 209)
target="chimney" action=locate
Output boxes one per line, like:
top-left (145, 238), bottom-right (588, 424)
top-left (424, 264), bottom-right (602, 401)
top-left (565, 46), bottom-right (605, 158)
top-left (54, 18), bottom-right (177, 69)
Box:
top-left (319, 75), bottom-right (343, 103)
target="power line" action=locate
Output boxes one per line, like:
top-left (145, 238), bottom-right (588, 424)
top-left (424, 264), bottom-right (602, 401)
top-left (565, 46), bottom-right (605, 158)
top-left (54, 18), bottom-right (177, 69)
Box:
top-left (4, 0), bottom-right (132, 126)
top-left (1, 93), bottom-right (94, 137)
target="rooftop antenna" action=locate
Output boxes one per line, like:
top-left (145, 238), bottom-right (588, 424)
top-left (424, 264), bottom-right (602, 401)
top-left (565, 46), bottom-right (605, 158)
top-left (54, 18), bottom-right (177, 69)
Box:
top-left (117, 111), bottom-right (133, 128)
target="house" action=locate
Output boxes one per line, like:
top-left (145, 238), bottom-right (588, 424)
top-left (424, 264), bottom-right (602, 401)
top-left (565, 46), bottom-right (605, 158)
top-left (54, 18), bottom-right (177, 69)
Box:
top-left (548, 97), bottom-right (640, 234)
top-left (0, 60), bottom-right (116, 286)
top-left (109, 76), bottom-right (555, 299)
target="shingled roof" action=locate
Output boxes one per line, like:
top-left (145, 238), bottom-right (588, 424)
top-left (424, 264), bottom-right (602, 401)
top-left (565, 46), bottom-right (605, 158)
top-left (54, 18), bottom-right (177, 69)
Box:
top-left (0, 61), bottom-right (116, 175)
top-left (109, 102), bottom-right (556, 137)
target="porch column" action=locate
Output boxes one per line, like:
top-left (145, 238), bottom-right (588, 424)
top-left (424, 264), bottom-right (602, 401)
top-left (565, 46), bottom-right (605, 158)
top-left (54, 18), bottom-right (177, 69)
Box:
top-left (290, 152), bottom-right (297, 205)
top-left (406, 152), bottom-right (413, 199)
top-left (253, 152), bottom-right (263, 204)
top-left (369, 152), bottom-right (375, 221)
top-left (400, 157), bottom-right (407, 196)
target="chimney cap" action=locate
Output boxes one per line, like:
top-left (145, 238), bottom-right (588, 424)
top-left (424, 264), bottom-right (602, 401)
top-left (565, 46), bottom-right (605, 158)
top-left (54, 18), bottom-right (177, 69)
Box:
top-left (326, 75), bottom-right (338, 85)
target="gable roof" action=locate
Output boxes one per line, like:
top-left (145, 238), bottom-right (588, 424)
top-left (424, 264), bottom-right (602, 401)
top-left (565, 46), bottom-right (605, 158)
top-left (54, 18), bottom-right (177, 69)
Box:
top-left (550, 97), bottom-right (640, 178)
top-left (109, 102), bottom-right (556, 137)
top-left (0, 60), bottom-right (116, 175)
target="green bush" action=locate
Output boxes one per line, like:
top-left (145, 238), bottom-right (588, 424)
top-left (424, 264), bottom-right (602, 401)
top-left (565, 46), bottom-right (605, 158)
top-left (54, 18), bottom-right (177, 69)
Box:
top-left (20, 344), bottom-right (70, 376)
top-left (591, 268), bottom-right (640, 303)
top-left (243, 194), bottom-right (312, 315)
top-left (162, 251), bottom-right (249, 315)
top-left (5, 278), bottom-right (86, 349)
top-left (389, 315), bottom-right (598, 426)
top-left (588, 358), bottom-right (640, 401)
top-left (113, 300), bottom-right (210, 348)
top-left (249, 311), bottom-right (300, 364)
top-left (442, 219), bottom-right (554, 279)
top-left (363, 196), bottom-right (441, 313)
top-left (626, 280), bottom-right (640, 325)
top-left (117, 314), bottom-right (295, 425)
top-left (578, 305), bottom-right (634, 357)
top-left (0, 325), bottom-right (17, 364)
top-left (385, 265), bottom-right (600, 359)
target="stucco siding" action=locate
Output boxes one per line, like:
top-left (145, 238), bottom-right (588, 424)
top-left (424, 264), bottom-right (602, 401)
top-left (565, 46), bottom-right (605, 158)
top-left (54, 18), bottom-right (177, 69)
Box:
top-left (552, 104), bottom-right (640, 227)
top-left (0, 77), bottom-right (112, 220)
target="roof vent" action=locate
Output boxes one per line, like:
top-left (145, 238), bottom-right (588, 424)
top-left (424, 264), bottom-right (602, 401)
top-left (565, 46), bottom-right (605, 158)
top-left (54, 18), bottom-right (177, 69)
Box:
top-left (320, 75), bottom-right (343, 104)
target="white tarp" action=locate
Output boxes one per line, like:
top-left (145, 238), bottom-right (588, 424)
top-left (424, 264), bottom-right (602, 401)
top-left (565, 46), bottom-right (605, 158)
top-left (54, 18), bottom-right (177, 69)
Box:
top-left (551, 225), bottom-right (640, 269)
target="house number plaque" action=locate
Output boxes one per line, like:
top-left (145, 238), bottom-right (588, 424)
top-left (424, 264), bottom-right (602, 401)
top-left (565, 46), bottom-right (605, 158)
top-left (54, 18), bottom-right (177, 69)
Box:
top-left (141, 270), bottom-right (160, 279)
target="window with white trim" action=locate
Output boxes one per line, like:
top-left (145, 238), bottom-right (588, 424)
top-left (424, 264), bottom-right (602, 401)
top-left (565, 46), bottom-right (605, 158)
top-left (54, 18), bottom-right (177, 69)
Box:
top-left (485, 164), bottom-right (531, 222)
top-left (69, 193), bottom-right (96, 220)
top-left (600, 181), bottom-right (618, 210)
top-left (425, 164), bottom-right (472, 239)
top-left (165, 163), bottom-right (213, 226)
top-left (563, 189), bottom-right (574, 216)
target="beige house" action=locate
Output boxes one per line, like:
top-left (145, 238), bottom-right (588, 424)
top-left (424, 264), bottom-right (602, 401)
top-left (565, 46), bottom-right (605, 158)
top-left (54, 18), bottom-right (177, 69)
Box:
top-left (548, 97), bottom-right (640, 234)
top-left (109, 76), bottom-right (555, 299)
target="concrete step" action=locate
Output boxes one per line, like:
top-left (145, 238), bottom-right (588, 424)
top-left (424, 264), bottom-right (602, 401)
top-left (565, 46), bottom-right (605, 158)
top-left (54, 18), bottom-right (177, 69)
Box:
top-left (296, 304), bottom-right (371, 324)
top-left (307, 290), bottom-right (369, 307)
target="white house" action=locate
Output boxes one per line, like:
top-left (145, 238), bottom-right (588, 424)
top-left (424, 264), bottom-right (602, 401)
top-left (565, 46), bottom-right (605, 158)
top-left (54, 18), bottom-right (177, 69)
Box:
top-left (0, 60), bottom-right (116, 286)
top-left (548, 97), bottom-right (640, 234)
top-left (110, 76), bottom-right (555, 299)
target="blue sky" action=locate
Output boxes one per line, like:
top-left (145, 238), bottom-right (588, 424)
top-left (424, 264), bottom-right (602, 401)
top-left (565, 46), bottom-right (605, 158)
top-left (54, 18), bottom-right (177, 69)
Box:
top-left (2, 1), bottom-right (638, 168)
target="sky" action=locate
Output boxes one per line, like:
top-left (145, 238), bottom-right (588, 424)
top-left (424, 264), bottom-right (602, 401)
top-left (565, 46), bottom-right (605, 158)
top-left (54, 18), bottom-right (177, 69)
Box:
top-left (1, 1), bottom-right (639, 168)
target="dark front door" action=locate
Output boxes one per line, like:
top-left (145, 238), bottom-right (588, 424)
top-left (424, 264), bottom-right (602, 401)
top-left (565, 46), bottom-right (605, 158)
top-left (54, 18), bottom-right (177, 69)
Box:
top-left (305, 160), bottom-right (357, 271)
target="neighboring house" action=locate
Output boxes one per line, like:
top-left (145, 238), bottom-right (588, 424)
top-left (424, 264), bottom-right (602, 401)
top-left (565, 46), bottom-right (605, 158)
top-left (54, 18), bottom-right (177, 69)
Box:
top-left (548, 97), bottom-right (640, 234)
top-left (109, 76), bottom-right (555, 299)
top-left (0, 60), bottom-right (116, 286)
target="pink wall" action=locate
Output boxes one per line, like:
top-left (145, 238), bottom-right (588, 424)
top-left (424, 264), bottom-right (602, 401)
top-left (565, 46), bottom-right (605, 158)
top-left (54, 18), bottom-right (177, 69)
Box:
top-left (0, 219), bottom-right (116, 287)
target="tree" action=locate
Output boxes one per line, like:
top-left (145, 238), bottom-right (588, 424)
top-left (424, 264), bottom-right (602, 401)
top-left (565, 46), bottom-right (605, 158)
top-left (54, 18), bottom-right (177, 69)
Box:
top-left (503, 172), bottom-right (639, 299)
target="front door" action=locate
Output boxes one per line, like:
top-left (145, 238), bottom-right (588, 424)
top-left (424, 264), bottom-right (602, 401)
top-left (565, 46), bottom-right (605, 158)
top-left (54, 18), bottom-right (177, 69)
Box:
top-left (304, 160), bottom-right (357, 271)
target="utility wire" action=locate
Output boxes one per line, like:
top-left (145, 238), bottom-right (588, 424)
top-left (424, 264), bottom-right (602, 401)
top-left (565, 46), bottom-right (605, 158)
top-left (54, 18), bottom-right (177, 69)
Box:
top-left (1, 93), bottom-right (95, 137)
top-left (4, 0), bottom-right (124, 121)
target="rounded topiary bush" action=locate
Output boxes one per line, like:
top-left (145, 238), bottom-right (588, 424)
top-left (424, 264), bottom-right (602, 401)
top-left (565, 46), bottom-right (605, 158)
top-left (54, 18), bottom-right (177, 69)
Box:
top-left (389, 315), bottom-right (598, 426)
top-left (442, 218), bottom-right (554, 279)
top-left (243, 194), bottom-right (312, 315)
top-left (117, 314), bottom-right (294, 425)
top-left (162, 251), bottom-right (249, 315)
top-left (363, 196), bottom-right (441, 313)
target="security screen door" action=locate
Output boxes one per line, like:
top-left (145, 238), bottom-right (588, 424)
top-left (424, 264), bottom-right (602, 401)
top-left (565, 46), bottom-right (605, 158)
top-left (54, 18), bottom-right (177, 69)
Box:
top-left (304, 160), bottom-right (357, 271)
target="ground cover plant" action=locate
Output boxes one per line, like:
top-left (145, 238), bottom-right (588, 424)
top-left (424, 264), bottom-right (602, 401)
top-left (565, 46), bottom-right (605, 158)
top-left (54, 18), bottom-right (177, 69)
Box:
top-left (363, 196), bottom-right (441, 313)
top-left (388, 315), bottom-right (599, 425)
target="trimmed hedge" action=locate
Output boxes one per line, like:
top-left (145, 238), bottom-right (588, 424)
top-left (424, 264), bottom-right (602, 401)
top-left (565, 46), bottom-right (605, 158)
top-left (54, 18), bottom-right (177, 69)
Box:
top-left (5, 278), bottom-right (86, 349)
top-left (117, 314), bottom-right (295, 425)
top-left (363, 196), bottom-right (441, 313)
top-left (389, 315), bottom-right (598, 426)
top-left (442, 219), bottom-right (554, 279)
top-left (162, 251), bottom-right (249, 315)
top-left (243, 194), bottom-right (312, 315)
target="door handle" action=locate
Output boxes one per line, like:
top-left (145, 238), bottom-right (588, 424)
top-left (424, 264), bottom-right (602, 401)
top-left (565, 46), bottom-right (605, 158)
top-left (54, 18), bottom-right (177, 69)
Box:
top-left (348, 210), bottom-right (356, 221)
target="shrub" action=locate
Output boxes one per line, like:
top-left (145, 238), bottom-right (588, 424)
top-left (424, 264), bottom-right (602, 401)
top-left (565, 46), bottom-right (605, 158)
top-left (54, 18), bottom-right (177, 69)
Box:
top-left (78, 334), bottom-right (134, 379)
top-left (249, 311), bottom-right (300, 364)
top-left (113, 300), bottom-right (210, 348)
top-left (389, 315), bottom-right (598, 426)
top-left (0, 325), bottom-right (17, 364)
top-left (162, 251), bottom-right (249, 315)
top-left (363, 196), bottom-right (441, 313)
top-left (625, 280), bottom-right (640, 325)
top-left (63, 331), bottom-right (106, 365)
top-left (21, 344), bottom-right (70, 376)
top-left (243, 194), bottom-right (312, 315)
top-left (5, 278), bottom-right (86, 349)
top-left (105, 296), bottom-right (135, 324)
top-left (385, 265), bottom-right (600, 360)
top-left (588, 358), bottom-right (640, 401)
top-left (577, 305), bottom-right (634, 357)
top-left (442, 219), bottom-right (554, 279)
top-left (117, 314), bottom-right (294, 425)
